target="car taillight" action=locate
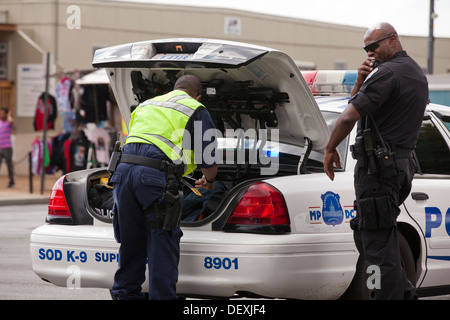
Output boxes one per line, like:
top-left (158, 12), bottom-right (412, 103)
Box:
top-left (48, 176), bottom-right (71, 218)
top-left (223, 182), bottom-right (290, 233)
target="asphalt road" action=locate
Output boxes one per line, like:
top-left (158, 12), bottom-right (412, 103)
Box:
top-left (1, 203), bottom-right (449, 301)
top-left (0, 204), bottom-right (111, 300)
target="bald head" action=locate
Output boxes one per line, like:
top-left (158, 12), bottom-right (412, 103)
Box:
top-left (363, 22), bottom-right (403, 62)
top-left (174, 75), bottom-right (203, 100)
top-left (365, 22), bottom-right (397, 38)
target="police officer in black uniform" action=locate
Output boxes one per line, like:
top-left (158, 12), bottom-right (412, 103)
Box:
top-left (324, 22), bottom-right (428, 299)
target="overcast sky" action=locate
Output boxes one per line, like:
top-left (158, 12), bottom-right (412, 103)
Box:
top-left (114, 0), bottom-right (450, 38)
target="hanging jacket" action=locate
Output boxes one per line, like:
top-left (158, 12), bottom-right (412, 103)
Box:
top-left (34, 92), bottom-right (58, 131)
top-left (31, 138), bottom-right (51, 175)
top-left (68, 131), bottom-right (91, 172)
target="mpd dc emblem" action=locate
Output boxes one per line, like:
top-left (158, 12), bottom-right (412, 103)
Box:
top-left (321, 191), bottom-right (344, 226)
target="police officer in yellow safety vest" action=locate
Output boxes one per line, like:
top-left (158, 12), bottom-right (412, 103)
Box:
top-left (110, 75), bottom-right (218, 299)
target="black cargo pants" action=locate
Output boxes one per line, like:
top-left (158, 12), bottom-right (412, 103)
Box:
top-left (351, 156), bottom-right (416, 300)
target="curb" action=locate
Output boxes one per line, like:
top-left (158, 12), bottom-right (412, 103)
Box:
top-left (0, 197), bottom-right (49, 206)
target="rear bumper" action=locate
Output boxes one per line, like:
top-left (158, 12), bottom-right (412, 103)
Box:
top-left (178, 230), bottom-right (358, 299)
top-left (30, 224), bottom-right (119, 288)
top-left (30, 225), bottom-right (358, 299)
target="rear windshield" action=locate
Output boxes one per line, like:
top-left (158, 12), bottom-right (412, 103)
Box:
top-left (306, 111), bottom-right (348, 170)
top-left (212, 110), bottom-right (347, 173)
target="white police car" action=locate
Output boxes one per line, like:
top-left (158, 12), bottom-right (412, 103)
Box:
top-left (30, 39), bottom-right (450, 299)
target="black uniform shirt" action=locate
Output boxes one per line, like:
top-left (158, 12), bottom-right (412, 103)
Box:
top-left (349, 51), bottom-right (429, 149)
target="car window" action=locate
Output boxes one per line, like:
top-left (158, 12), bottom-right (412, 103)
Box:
top-left (305, 111), bottom-right (349, 170)
top-left (415, 119), bottom-right (450, 175)
top-left (322, 111), bottom-right (348, 164)
top-left (441, 116), bottom-right (450, 131)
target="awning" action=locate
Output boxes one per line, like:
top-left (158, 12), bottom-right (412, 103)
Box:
top-left (76, 68), bottom-right (109, 85)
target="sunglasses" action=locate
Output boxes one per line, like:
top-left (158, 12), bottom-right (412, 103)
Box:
top-left (363, 34), bottom-right (394, 53)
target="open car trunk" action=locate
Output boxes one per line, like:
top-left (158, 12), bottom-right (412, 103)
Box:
top-left (93, 38), bottom-right (330, 151)
top-left (84, 136), bottom-right (326, 227)
top-left (84, 38), bottom-right (332, 227)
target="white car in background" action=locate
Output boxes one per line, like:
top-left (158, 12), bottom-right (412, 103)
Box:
top-left (30, 38), bottom-right (450, 299)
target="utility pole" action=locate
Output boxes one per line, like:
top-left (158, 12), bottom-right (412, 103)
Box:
top-left (427, 0), bottom-right (436, 74)
top-left (41, 52), bottom-right (50, 195)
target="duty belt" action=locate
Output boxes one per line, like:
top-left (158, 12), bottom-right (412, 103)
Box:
top-left (391, 146), bottom-right (414, 159)
top-left (119, 153), bottom-right (184, 231)
top-left (120, 153), bottom-right (183, 176)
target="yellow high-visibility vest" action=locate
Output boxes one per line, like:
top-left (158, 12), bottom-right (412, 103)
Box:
top-left (125, 90), bottom-right (204, 176)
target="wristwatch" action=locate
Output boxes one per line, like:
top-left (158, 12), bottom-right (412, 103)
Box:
top-left (205, 176), bottom-right (215, 184)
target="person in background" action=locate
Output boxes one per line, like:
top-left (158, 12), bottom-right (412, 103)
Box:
top-left (0, 107), bottom-right (14, 188)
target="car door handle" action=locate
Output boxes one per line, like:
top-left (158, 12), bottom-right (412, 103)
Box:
top-left (411, 192), bottom-right (429, 200)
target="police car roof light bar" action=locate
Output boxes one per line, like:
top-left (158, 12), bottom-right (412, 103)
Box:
top-left (301, 70), bottom-right (357, 95)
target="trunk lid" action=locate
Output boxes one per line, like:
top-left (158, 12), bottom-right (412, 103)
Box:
top-left (93, 38), bottom-right (330, 153)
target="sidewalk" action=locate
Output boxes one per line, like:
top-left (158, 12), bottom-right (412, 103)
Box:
top-left (0, 174), bottom-right (61, 206)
